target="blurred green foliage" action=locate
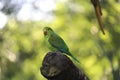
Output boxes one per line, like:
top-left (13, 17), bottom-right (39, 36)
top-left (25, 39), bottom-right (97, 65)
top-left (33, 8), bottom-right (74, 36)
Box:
top-left (0, 0), bottom-right (120, 80)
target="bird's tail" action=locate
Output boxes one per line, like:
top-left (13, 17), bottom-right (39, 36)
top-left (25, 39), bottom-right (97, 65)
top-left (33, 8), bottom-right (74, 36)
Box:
top-left (67, 52), bottom-right (80, 63)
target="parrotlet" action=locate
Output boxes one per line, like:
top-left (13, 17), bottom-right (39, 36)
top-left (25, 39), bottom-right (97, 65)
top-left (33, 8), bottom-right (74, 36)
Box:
top-left (43, 27), bottom-right (79, 63)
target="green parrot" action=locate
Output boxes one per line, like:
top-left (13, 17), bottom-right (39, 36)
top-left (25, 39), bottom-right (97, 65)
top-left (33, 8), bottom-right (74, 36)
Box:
top-left (43, 27), bottom-right (79, 63)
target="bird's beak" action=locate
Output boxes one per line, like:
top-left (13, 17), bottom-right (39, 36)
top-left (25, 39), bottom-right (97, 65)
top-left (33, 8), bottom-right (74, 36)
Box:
top-left (43, 30), bottom-right (47, 35)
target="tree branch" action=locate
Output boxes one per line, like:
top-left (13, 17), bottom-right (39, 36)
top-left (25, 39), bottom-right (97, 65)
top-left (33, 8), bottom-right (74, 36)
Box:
top-left (40, 52), bottom-right (90, 80)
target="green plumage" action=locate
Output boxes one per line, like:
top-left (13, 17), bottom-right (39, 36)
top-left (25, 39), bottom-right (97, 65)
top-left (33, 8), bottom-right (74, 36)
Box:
top-left (43, 27), bottom-right (79, 63)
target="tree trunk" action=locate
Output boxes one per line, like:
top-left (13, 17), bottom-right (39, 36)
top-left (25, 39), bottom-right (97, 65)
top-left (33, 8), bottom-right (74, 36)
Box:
top-left (40, 52), bottom-right (90, 80)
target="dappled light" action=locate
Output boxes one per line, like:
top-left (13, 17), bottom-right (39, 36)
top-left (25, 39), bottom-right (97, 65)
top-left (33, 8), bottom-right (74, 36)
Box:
top-left (0, 0), bottom-right (120, 80)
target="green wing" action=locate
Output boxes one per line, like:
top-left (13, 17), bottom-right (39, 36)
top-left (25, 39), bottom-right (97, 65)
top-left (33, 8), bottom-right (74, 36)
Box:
top-left (48, 33), bottom-right (80, 63)
top-left (48, 33), bottom-right (69, 53)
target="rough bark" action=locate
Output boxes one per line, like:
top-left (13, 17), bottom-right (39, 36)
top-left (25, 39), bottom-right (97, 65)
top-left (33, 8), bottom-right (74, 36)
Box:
top-left (40, 52), bottom-right (90, 80)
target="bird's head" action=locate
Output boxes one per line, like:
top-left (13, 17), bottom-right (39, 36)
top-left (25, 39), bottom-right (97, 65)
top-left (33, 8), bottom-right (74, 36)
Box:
top-left (43, 27), bottom-right (54, 36)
